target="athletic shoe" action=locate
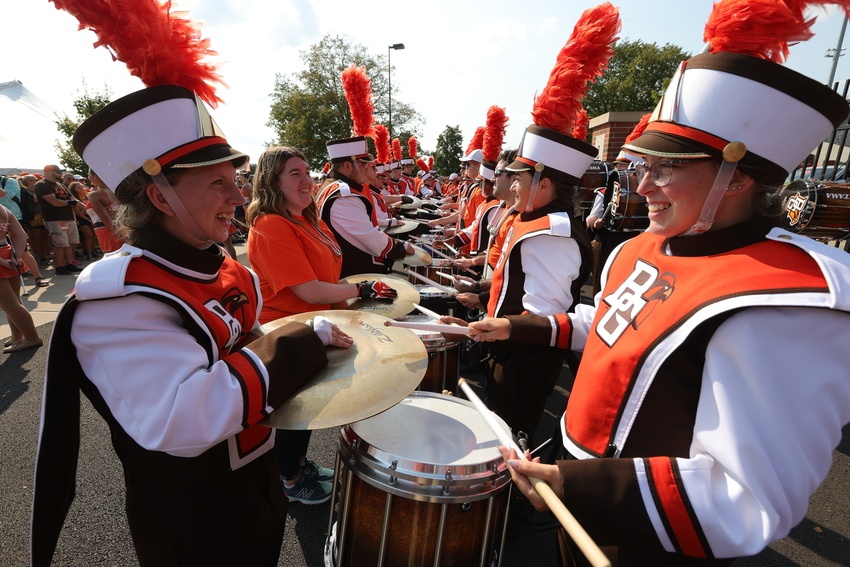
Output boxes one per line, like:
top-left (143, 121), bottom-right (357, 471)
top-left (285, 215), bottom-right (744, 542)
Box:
top-left (301, 459), bottom-right (335, 481)
top-left (282, 475), bottom-right (332, 505)
top-left (65, 264), bottom-right (83, 273)
top-left (54, 267), bottom-right (73, 276)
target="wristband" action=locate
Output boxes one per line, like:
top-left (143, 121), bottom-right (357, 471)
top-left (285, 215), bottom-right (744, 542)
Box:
top-left (474, 282), bottom-right (481, 293)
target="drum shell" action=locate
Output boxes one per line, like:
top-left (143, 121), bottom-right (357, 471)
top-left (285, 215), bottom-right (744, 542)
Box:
top-left (408, 261), bottom-right (455, 286)
top-left (395, 315), bottom-right (461, 393)
top-left (578, 160), bottom-right (611, 219)
top-left (604, 170), bottom-right (648, 232)
top-left (328, 392), bottom-right (511, 567)
top-left (781, 180), bottom-right (850, 240)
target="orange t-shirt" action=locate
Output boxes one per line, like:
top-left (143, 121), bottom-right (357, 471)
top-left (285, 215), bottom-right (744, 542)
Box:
top-left (247, 213), bottom-right (343, 324)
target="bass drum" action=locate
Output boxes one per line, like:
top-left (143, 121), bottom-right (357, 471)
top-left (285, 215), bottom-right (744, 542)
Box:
top-left (325, 392), bottom-right (511, 567)
top-left (577, 160), bottom-right (611, 220)
top-left (604, 170), bottom-right (648, 232)
top-left (781, 179), bottom-right (850, 241)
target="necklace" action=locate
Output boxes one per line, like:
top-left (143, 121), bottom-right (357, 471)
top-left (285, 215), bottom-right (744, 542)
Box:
top-left (295, 219), bottom-right (342, 257)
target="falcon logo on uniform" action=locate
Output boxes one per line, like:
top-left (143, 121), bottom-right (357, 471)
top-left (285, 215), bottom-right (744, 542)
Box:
top-left (597, 260), bottom-right (675, 347)
top-left (204, 288), bottom-right (250, 351)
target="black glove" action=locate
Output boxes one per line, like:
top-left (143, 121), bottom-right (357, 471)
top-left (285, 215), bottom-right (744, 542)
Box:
top-left (357, 280), bottom-right (398, 301)
top-left (401, 196), bottom-right (414, 204)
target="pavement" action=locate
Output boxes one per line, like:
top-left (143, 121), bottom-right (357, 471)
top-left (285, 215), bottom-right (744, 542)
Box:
top-left (1, 243), bottom-right (849, 566)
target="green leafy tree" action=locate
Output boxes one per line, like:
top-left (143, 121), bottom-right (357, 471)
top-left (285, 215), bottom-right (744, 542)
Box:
top-left (433, 125), bottom-right (463, 176)
top-left (583, 39), bottom-right (691, 117)
top-left (268, 35), bottom-right (421, 170)
top-left (54, 83), bottom-right (112, 174)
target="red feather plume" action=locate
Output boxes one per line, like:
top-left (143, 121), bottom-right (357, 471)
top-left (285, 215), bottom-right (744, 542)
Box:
top-left (341, 65), bottom-right (376, 137)
top-left (704, 0), bottom-right (816, 62)
top-left (482, 106), bottom-right (509, 164)
top-left (625, 113), bottom-right (651, 144)
top-left (321, 162), bottom-right (331, 174)
top-left (532, 2), bottom-right (620, 135)
top-left (571, 109), bottom-right (589, 141)
top-left (50, 0), bottom-right (223, 107)
top-left (427, 156), bottom-right (434, 169)
top-left (392, 138), bottom-right (402, 163)
top-left (373, 124), bottom-right (391, 164)
top-left (466, 127), bottom-right (485, 155)
top-left (416, 157), bottom-right (430, 172)
top-left (408, 136), bottom-right (418, 160)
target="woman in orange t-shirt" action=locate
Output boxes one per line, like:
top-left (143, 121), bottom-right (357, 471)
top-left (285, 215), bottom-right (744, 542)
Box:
top-left (246, 146), bottom-right (395, 505)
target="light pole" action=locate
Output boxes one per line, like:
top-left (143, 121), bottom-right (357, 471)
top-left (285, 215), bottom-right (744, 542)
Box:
top-left (388, 43), bottom-right (405, 137)
top-left (826, 16), bottom-right (848, 88)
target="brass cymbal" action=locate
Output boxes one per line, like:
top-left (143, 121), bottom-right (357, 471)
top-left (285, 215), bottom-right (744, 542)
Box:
top-left (401, 244), bottom-right (433, 267)
top-left (260, 310), bottom-right (427, 430)
top-left (341, 273), bottom-right (419, 318)
top-left (385, 219), bottom-right (423, 235)
top-left (398, 196), bottom-right (423, 210)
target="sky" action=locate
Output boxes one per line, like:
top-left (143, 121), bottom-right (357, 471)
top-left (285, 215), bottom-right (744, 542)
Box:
top-left (2, 0), bottom-right (849, 172)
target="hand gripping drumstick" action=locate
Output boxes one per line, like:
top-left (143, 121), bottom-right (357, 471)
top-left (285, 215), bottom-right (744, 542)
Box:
top-left (458, 379), bottom-right (611, 567)
top-left (405, 268), bottom-right (457, 296)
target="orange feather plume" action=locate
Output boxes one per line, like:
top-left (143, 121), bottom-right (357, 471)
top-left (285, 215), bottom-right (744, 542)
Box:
top-left (373, 124), bottom-right (391, 164)
top-left (482, 106), bottom-right (508, 164)
top-left (625, 113), bottom-right (651, 144)
top-left (427, 156), bottom-right (434, 169)
top-left (321, 162), bottom-right (331, 174)
top-left (466, 127), bottom-right (485, 155)
top-left (50, 0), bottom-right (223, 107)
top-left (416, 157), bottom-right (430, 172)
top-left (532, 2), bottom-right (620, 135)
top-left (705, 0), bottom-right (811, 62)
top-left (408, 136), bottom-right (418, 160)
top-left (392, 138), bottom-right (402, 162)
top-left (341, 65), bottom-right (376, 137)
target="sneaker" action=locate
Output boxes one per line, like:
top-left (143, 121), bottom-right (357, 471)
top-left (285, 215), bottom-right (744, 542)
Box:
top-left (65, 264), bottom-right (83, 273)
top-left (54, 267), bottom-right (73, 276)
top-left (282, 475), bottom-right (332, 505)
top-left (301, 459), bottom-right (335, 481)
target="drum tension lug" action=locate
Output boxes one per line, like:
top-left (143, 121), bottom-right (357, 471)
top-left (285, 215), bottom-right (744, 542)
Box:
top-left (443, 470), bottom-right (453, 495)
top-left (389, 460), bottom-right (398, 485)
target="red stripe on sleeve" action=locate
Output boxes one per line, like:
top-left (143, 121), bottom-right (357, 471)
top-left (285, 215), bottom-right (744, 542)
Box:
top-left (225, 351), bottom-right (267, 426)
top-left (553, 312), bottom-right (572, 349)
top-left (648, 457), bottom-right (707, 558)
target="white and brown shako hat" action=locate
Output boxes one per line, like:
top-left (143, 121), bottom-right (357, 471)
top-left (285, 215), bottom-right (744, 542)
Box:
top-left (507, 124), bottom-right (598, 184)
top-left (505, 3), bottom-right (621, 187)
top-left (624, 51), bottom-right (848, 186)
top-left (73, 85), bottom-right (248, 199)
top-left (326, 136), bottom-right (374, 164)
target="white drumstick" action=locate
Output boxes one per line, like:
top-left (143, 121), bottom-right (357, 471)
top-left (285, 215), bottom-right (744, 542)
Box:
top-left (405, 269), bottom-right (457, 296)
top-left (443, 242), bottom-right (460, 256)
top-left (412, 302), bottom-right (443, 320)
top-left (384, 320), bottom-right (473, 335)
top-left (436, 271), bottom-right (457, 282)
top-left (457, 380), bottom-right (611, 567)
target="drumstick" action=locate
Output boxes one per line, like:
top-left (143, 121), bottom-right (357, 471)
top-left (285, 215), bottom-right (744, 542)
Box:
top-left (405, 269), bottom-right (457, 296)
top-left (412, 302), bottom-right (443, 320)
top-left (443, 242), bottom-right (460, 256)
top-left (458, 380), bottom-right (612, 567)
top-left (384, 319), bottom-right (474, 336)
top-left (436, 271), bottom-right (457, 282)
top-left (427, 245), bottom-right (479, 276)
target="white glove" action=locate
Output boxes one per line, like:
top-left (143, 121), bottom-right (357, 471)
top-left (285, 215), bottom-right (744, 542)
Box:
top-left (306, 315), bottom-right (335, 346)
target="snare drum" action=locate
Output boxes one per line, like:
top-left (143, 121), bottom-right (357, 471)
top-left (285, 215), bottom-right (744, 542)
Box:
top-left (781, 179), bottom-right (850, 241)
top-left (395, 315), bottom-right (461, 394)
top-left (414, 285), bottom-right (457, 318)
top-left (604, 170), bottom-right (647, 232)
top-left (408, 260), bottom-right (456, 286)
top-left (325, 392), bottom-right (511, 567)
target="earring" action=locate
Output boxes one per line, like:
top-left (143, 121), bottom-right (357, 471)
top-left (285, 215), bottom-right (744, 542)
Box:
top-left (727, 185), bottom-right (742, 192)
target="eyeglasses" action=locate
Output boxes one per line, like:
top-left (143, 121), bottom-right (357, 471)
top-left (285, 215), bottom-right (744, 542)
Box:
top-left (634, 159), bottom-right (708, 187)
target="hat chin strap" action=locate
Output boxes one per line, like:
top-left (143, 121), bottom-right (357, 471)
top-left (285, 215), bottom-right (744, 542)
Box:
top-left (149, 169), bottom-right (215, 249)
top-left (524, 168), bottom-right (544, 213)
top-left (680, 141), bottom-right (747, 237)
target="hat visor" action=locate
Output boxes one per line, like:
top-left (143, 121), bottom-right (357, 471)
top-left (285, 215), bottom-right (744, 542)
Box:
top-left (623, 130), bottom-right (713, 160)
top-left (168, 141), bottom-right (249, 171)
top-left (505, 158), bottom-right (532, 172)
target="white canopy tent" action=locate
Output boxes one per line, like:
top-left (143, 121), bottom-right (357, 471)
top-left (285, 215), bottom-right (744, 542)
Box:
top-left (0, 80), bottom-right (63, 171)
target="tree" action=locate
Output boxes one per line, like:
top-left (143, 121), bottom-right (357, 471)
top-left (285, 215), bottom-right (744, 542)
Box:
top-left (582, 39), bottom-right (691, 117)
top-left (268, 35), bottom-right (421, 170)
top-left (54, 83), bottom-right (112, 175)
top-left (433, 125), bottom-right (463, 176)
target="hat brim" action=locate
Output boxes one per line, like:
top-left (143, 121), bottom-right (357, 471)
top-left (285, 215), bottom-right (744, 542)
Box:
top-left (623, 128), bottom-right (713, 159)
top-left (169, 141), bottom-right (249, 170)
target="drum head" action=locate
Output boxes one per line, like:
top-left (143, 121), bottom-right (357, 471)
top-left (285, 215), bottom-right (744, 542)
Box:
top-left (341, 392), bottom-right (510, 503)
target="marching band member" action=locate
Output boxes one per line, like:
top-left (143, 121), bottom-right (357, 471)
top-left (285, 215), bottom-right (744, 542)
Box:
top-left (473, 1), bottom-right (850, 564)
